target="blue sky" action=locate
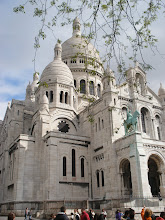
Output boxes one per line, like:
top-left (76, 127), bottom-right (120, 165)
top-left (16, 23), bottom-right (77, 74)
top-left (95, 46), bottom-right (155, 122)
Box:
top-left (0, 0), bottom-right (165, 120)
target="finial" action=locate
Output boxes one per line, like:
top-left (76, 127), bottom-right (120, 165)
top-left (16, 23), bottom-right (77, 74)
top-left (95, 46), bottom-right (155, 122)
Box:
top-left (54, 40), bottom-right (62, 60)
top-left (8, 102), bottom-right (11, 108)
top-left (160, 83), bottom-right (162, 88)
top-left (73, 17), bottom-right (81, 37)
top-left (135, 61), bottom-right (139, 67)
top-left (33, 72), bottom-right (39, 81)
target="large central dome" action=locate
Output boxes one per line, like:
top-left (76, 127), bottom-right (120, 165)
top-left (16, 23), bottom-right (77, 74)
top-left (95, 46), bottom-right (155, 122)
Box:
top-left (40, 43), bottom-right (73, 86)
top-left (62, 17), bottom-right (101, 62)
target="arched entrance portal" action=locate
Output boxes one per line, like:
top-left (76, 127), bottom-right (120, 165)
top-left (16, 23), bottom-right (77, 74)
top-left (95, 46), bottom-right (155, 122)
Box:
top-left (120, 159), bottom-right (132, 196)
top-left (148, 158), bottom-right (160, 196)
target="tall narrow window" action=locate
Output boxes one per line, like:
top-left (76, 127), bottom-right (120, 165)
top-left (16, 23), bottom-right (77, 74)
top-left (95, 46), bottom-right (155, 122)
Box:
top-left (63, 157), bottom-right (66, 176)
top-left (46, 91), bottom-right (49, 98)
top-left (141, 108), bottom-right (146, 133)
top-left (114, 98), bottom-right (116, 105)
top-left (102, 119), bottom-right (104, 129)
top-left (80, 80), bottom-right (86, 94)
top-left (96, 171), bottom-right (100, 187)
top-left (81, 158), bottom-right (84, 177)
top-left (74, 79), bottom-right (77, 88)
top-left (95, 123), bottom-right (97, 132)
top-left (60, 91), bottom-right (63, 103)
top-left (97, 84), bottom-right (101, 97)
top-left (17, 110), bottom-right (19, 115)
top-left (157, 127), bottom-right (161, 140)
top-left (89, 81), bottom-right (94, 95)
top-left (72, 149), bottom-right (76, 177)
top-left (50, 91), bottom-right (53, 103)
top-left (65, 92), bottom-right (68, 104)
top-left (101, 170), bottom-right (104, 187)
top-left (141, 113), bottom-right (146, 133)
top-left (98, 118), bottom-right (101, 130)
top-left (155, 115), bottom-right (161, 140)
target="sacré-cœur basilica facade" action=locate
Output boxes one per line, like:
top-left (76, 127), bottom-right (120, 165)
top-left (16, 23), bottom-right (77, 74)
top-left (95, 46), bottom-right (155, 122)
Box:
top-left (0, 17), bottom-right (165, 217)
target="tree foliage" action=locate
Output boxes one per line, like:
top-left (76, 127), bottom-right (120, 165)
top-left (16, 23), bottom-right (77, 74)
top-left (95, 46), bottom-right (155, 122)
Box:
top-left (13, 0), bottom-right (165, 81)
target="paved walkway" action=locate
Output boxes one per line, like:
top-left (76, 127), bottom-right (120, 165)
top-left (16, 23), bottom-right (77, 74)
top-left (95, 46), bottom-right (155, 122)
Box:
top-left (0, 217), bottom-right (42, 220)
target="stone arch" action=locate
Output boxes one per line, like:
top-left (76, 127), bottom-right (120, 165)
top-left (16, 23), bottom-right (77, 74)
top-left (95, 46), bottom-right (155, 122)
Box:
top-left (80, 79), bottom-right (86, 94)
top-left (89, 81), bottom-right (94, 95)
top-left (121, 106), bottom-right (128, 120)
top-left (100, 168), bottom-right (105, 187)
top-left (147, 154), bottom-right (164, 196)
top-left (119, 159), bottom-right (132, 196)
top-left (96, 170), bottom-right (100, 187)
top-left (140, 106), bottom-right (153, 136)
top-left (72, 149), bottom-right (76, 177)
top-left (50, 90), bottom-right (53, 103)
top-left (79, 155), bottom-right (87, 178)
top-left (80, 157), bottom-right (85, 177)
top-left (63, 156), bottom-right (67, 177)
top-left (60, 91), bottom-right (63, 103)
top-left (97, 84), bottom-right (101, 97)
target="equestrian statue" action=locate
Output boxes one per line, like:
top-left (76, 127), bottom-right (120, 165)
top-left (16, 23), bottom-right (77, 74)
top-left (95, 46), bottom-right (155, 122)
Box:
top-left (123, 109), bottom-right (140, 135)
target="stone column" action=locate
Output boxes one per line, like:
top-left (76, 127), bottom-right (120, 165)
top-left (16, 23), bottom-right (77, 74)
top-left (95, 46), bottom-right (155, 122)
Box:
top-left (151, 118), bottom-right (156, 139)
top-left (94, 76), bottom-right (97, 96)
top-left (54, 83), bottom-right (58, 106)
top-left (120, 172), bottom-right (124, 197)
top-left (129, 132), bottom-right (152, 197)
top-left (159, 169), bottom-right (165, 197)
top-left (70, 87), bottom-right (73, 107)
top-left (86, 80), bottom-right (89, 96)
top-left (46, 137), bottom-right (59, 200)
top-left (15, 143), bottom-right (26, 200)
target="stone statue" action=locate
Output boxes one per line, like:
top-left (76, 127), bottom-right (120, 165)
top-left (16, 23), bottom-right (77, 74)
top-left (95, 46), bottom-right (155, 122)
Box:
top-left (123, 109), bottom-right (140, 135)
top-left (136, 77), bottom-right (141, 94)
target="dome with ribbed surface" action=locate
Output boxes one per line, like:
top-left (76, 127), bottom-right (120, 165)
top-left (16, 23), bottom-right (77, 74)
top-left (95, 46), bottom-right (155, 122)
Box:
top-left (62, 36), bottom-right (101, 62)
top-left (40, 60), bottom-right (73, 85)
top-left (40, 42), bottom-right (74, 86)
top-left (62, 18), bottom-right (101, 62)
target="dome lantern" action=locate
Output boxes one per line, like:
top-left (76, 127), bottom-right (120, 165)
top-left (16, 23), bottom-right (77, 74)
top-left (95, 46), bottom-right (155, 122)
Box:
top-left (54, 41), bottom-right (62, 60)
top-left (72, 17), bottom-right (81, 37)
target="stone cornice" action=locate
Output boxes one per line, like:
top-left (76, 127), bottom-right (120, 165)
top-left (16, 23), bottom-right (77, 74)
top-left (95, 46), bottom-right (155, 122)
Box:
top-left (143, 144), bottom-right (165, 150)
top-left (118, 96), bottom-right (133, 103)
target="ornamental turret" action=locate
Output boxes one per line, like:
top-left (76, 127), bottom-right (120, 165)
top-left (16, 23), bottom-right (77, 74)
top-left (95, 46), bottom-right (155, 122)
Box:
top-left (102, 65), bottom-right (116, 93)
top-left (158, 83), bottom-right (165, 106)
top-left (25, 82), bottom-right (32, 101)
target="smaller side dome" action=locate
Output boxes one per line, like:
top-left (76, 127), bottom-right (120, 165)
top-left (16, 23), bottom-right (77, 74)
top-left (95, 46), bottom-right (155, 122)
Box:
top-left (158, 83), bottom-right (165, 96)
top-left (40, 41), bottom-right (74, 86)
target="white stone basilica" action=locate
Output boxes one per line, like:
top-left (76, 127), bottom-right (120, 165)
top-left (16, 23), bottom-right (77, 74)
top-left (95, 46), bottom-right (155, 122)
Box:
top-left (0, 17), bottom-right (165, 216)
